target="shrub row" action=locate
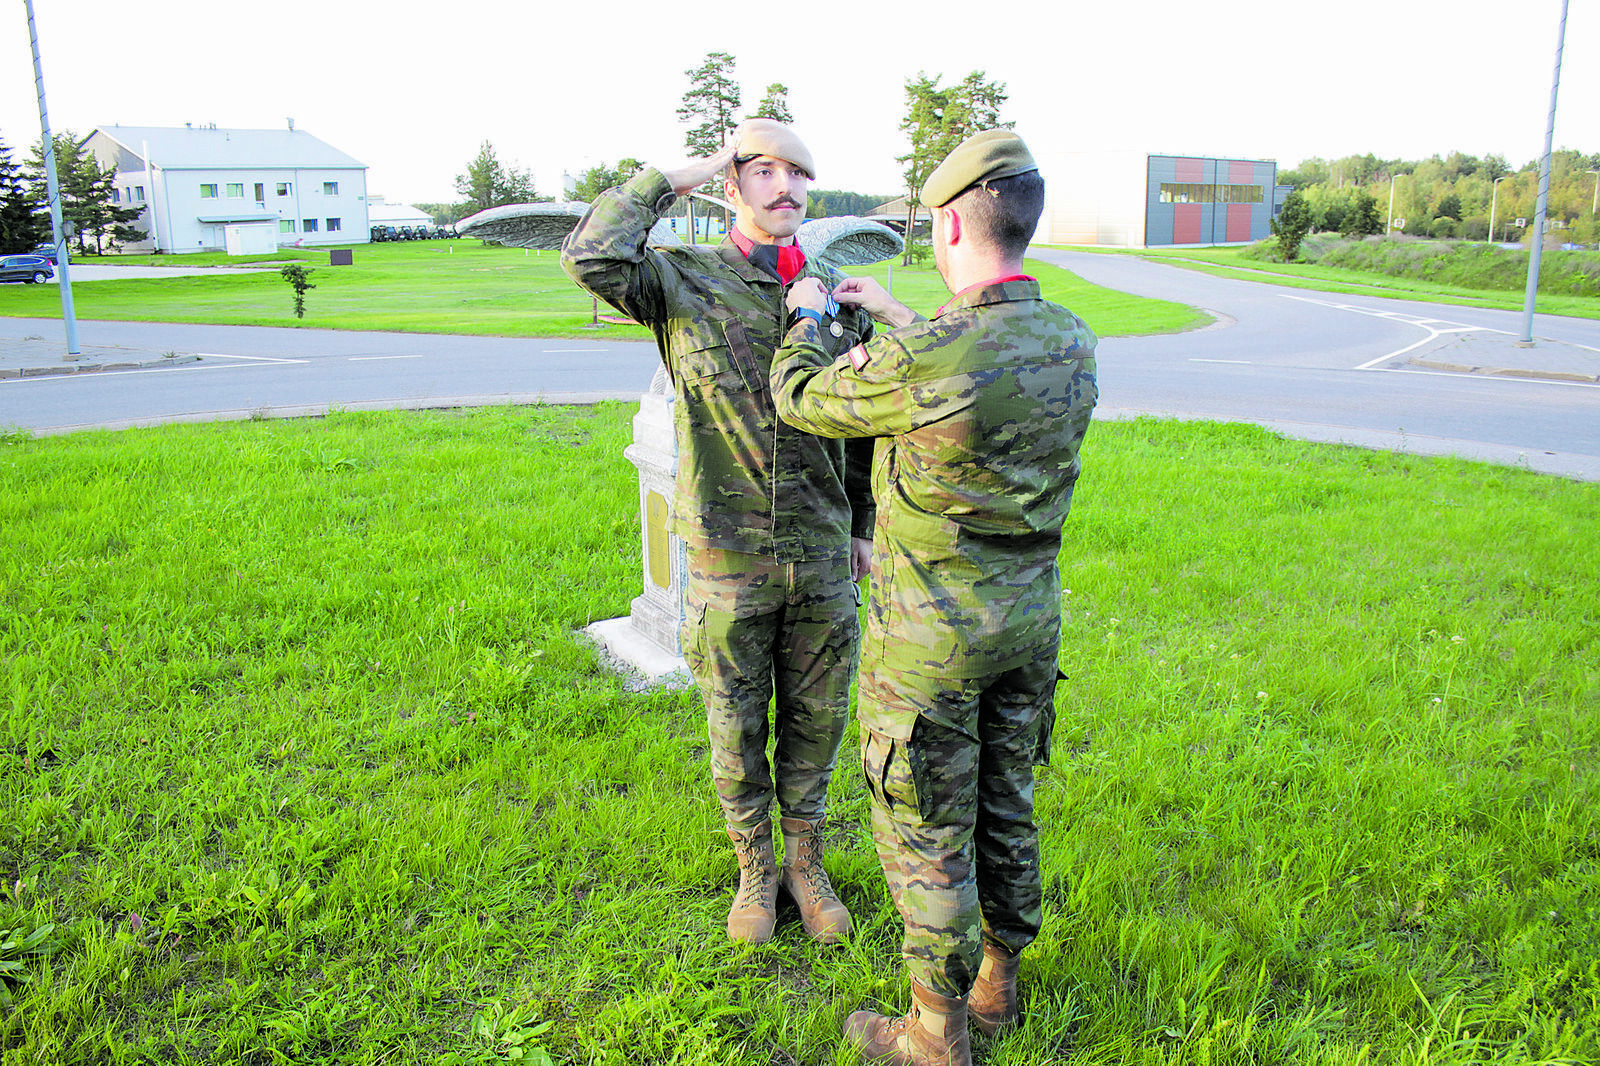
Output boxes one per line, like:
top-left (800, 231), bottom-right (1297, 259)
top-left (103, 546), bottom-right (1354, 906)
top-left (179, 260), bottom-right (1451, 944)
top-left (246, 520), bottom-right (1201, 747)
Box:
top-left (1243, 235), bottom-right (1600, 296)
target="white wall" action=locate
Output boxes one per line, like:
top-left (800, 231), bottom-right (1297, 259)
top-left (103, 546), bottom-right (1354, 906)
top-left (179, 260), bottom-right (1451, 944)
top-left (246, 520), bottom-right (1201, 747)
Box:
top-left (1040, 151), bottom-right (1150, 248)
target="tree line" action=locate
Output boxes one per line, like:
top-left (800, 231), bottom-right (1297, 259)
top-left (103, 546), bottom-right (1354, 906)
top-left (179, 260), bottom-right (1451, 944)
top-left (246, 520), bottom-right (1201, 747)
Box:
top-left (0, 130), bottom-right (144, 256)
top-left (1281, 149), bottom-right (1600, 245)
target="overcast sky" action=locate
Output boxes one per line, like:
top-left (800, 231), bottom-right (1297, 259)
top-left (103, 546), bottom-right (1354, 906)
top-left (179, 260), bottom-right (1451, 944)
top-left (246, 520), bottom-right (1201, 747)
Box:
top-left (5, 0), bottom-right (1595, 206)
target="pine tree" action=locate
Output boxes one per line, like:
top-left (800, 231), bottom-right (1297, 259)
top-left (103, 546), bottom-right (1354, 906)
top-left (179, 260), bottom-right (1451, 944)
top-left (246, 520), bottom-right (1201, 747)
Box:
top-left (678, 52), bottom-right (741, 159)
top-left (0, 132), bottom-right (46, 255)
top-left (23, 131), bottom-right (142, 255)
top-left (752, 83), bottom-right (793, 124)
top-left (454, 141), bottom-right (544, 214)
top-left (897, 71), bottom-right (1010, 263)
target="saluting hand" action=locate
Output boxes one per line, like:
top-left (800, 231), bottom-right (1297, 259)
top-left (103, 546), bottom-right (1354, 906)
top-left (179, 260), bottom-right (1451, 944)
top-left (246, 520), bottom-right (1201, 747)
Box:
top-left (662, 144), bottom-right (739, 197)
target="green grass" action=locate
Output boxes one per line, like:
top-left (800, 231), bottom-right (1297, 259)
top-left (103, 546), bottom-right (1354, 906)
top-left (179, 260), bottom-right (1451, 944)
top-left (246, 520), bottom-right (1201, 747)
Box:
top-left (0, 241), bottom-right (1202, 341)
top-left (1, 406), bottom-right (1595, 1064)
top-left (1084, 242), bottom-right (1600, 320)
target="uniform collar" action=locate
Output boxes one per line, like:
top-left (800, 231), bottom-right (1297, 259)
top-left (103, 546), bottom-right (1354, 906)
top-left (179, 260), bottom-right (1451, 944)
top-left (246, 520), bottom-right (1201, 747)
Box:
top-left (935, 274), bottom-right (1037, 318)
top-left (728, 226), bottom-right (806, 283)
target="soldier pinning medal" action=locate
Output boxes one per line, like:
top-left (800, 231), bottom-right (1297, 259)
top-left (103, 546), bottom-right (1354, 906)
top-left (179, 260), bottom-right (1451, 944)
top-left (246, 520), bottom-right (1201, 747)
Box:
top-left (562, 119), bottom-right (876, 946)
top-left (771, 130), bottom-right (1100, 1065)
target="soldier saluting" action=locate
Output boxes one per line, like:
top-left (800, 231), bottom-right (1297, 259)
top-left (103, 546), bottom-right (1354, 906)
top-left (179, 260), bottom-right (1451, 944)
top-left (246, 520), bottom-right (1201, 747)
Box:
top-left (771, 130), bottom-right (1099, 1065)
top-left (562, 120), bottom-right (875, 946)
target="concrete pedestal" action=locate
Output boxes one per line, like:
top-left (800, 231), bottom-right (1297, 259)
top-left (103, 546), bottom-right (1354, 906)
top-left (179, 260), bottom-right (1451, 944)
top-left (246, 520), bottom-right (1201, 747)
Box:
top-left (583, 367), bottom-right (693, 690)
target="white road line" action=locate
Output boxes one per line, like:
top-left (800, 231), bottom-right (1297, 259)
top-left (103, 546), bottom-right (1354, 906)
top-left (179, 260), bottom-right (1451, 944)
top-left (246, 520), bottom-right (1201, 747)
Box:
top-left (1280, 294), bottom-right (1490, 370)
top-left (348, 355), bottom-right (422, 361)
top-left (2, 354), bottom-right (308, 385)
top-left (195, 352), bottom-right (307, 364)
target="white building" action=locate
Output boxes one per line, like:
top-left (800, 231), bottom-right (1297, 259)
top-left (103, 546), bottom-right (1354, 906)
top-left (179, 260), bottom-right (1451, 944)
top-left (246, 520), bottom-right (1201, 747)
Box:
top-left (83, 124), bottom-right (370, 254)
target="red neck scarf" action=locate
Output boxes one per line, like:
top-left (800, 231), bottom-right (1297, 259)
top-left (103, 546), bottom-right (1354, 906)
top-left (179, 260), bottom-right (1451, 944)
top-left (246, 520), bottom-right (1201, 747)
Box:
top-left (729, 227), bottom-right (806, 284)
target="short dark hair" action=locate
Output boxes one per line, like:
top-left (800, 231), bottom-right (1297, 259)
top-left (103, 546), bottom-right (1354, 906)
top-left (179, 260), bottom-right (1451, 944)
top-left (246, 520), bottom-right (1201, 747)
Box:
top-left (950, 170), bottom-right (1045, 259)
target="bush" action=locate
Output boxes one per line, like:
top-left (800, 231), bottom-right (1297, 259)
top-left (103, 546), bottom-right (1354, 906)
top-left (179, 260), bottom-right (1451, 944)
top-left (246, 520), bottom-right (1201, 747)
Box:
top-left (1428, 218), bottom-right (1458, 239)
top-left (1308, 235), bottom-right (1600, 296)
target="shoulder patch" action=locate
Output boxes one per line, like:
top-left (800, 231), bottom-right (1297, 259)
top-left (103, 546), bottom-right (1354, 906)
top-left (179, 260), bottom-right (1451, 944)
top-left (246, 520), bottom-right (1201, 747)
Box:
top-left (846, 345), bottom-right (870, 371)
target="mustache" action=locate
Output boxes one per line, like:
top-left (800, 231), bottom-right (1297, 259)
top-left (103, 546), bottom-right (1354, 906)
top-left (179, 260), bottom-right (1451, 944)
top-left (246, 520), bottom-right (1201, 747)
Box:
top-left (764, 197), bottom-right (803, 210)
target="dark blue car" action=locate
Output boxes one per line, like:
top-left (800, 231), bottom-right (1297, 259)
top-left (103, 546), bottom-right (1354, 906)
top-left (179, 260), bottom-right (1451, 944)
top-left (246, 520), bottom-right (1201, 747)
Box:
top-left (0, 255), bottom-right (55, 283)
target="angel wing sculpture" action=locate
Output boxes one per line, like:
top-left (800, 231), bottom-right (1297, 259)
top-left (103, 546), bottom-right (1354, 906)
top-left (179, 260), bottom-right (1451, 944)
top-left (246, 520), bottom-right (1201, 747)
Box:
top-left (456, 199), bottom-right (904, 265)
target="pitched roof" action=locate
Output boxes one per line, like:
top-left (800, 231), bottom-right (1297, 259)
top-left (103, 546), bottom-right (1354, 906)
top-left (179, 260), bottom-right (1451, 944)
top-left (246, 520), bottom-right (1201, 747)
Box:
top-left (91, 125), bottom-right (366, 170)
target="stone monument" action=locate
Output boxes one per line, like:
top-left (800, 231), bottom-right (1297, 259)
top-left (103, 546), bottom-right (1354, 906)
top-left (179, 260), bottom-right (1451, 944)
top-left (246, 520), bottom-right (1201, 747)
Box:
top-left (583, 366), bottom-right (692, 688)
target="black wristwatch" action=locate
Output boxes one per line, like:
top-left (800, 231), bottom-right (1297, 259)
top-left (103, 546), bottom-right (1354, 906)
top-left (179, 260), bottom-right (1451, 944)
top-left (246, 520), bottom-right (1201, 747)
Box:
top-left (789, 307), bottom-right (826, 328)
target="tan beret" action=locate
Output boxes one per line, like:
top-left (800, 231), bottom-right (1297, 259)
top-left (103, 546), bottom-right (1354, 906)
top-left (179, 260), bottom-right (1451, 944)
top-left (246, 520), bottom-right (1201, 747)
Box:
top-left (732, 119), bottom-right (816, 180)
top-left (919, 129), bottom-right (1038, 208)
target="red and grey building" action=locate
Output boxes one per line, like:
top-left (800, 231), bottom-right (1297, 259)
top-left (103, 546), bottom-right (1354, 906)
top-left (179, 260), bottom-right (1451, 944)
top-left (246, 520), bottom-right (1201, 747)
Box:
top-left (1041, 151), bottom-right (1290, 248)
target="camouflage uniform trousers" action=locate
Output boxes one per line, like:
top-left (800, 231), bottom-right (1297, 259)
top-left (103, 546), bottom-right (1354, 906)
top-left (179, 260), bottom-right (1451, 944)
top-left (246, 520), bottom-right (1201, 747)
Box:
top-left (857, 643), bottom-right (1058, 1000)
top-left (683, 545), bottom-right (861, 831)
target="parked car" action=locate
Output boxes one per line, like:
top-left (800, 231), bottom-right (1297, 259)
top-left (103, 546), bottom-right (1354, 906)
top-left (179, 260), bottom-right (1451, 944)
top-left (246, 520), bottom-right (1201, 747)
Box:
top-left (29, 243), bottom-right (60, 265)
top-left (0, 255), bottom-right (55, 284)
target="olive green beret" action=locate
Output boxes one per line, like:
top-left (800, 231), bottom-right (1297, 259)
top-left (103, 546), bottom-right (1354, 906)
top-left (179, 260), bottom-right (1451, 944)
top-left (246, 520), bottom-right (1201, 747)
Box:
top-left (732, 119), bottom-right (816, 180)
top-left (919, 129), bottom-right (1038, 208)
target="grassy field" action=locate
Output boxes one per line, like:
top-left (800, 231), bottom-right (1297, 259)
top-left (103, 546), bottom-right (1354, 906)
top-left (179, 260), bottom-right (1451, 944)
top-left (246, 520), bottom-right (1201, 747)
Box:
top-left (1086, 243), bottom-right (1600, 321)
top-left (1, 406), bottom-right (1595, 1065)
top-left (0, 241), bottom-right (1205, 341)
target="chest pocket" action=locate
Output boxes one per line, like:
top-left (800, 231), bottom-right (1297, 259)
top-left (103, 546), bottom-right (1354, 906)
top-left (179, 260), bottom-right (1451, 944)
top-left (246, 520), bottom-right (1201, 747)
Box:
top-left (675, 317), bottom-right (766, 393)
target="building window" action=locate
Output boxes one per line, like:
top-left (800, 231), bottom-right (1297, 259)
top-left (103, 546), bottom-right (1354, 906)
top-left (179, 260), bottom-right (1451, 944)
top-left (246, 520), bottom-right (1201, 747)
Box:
top-left (279, 219), bottom-right (295, 233)
top-left (326, 218), bottom-right (341, 232)
top-left (1160, 182), bottom-right (1266, 205)
top-left (132, 186), bottom-right (146, 202)
top-left (323, 181), bottom-right (339, 195)
top-left (226, 183), bottom-right (244, 198)
top-left (303, 218), bottom-right (318, 232)
top-left (110, 188), bottom-right (120, 202)
top-left (277, 182), bottom-right (292, 196)
top-left (199, 184), bottom-right (218, 198)
top-left (254, 183), bottom-right (265, 202)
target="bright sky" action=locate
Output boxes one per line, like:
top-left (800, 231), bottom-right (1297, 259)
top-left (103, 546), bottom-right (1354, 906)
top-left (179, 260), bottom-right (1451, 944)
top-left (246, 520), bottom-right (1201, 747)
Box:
top-left (5, 0), bottom-right (1595, 206)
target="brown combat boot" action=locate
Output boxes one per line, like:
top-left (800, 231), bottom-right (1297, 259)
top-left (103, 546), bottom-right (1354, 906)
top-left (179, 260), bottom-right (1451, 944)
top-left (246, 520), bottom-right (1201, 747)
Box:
top-left (726, 821), bottom-right (778, 943)
top-left (968, 943), bottom-right (1021, 1037)
top-left (843, 981), bottom-right (972, 1066)
top-left (778, 816), bottom-right (852, 943)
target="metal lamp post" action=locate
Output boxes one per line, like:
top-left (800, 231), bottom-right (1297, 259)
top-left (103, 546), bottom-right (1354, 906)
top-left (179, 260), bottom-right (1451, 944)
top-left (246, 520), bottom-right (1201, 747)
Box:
top-left (1489, 176), bottom-right (1511, 244)
top-left (1519, 0), bottom-right (1569, 346)
top-left (24, 0), bottom-right (79, 359)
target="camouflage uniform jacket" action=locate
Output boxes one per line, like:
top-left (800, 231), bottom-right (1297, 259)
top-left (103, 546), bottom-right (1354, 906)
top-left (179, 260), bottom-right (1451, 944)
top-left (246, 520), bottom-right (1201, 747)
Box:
top-left (771, 278), bottom-right (1099, 722)
top-left (561, 167), bottom-right (876, 561)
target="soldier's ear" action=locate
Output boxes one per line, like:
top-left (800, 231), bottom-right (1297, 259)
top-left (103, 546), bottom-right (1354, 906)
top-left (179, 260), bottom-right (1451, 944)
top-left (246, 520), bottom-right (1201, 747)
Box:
top-left (938, 206), bottom-right (963, 247)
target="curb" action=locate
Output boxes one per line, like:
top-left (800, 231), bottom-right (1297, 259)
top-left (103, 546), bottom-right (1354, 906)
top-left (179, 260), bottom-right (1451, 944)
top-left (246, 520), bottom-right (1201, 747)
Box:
top-left (1407, 357), bottom-right (1600, 385)
top-left (0, 353), bottom-right (201, 379)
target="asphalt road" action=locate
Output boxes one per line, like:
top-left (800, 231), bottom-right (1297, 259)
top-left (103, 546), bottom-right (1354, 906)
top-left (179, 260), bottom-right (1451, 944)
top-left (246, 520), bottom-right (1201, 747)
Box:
top-left (3, 252), bottom-right (1597, 479)
top-left (1034, 250), bottom-right (1600, 480)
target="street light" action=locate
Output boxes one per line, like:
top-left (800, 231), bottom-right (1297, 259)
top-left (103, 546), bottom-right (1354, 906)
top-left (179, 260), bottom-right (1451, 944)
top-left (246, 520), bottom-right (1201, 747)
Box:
top-left (1588, 169), bottom-right (1599, 215)
top-left (1489, 175), bottom-right (1511, 243)
top-left (1386, 173), bottom-right (1403, 234)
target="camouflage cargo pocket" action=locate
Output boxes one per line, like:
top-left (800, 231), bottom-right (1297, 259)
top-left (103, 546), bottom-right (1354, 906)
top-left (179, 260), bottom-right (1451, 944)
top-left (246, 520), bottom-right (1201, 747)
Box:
top-left (682, 601), bottom-right (708, 674)
top-left (861, 729), bottom-right (924, 817)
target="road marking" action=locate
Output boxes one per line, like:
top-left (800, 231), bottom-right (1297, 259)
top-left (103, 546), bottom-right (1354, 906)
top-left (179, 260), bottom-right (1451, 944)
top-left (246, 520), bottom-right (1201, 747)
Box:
top-left (348, 355), bottom-right (422, 361)
top-left (1, 352), bottom-right (308, 386)
top-left (195, 352), bottom-right (307, 364)
top-left (1280, 294), bottom-right (1491, 369)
